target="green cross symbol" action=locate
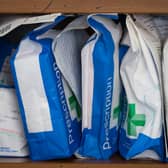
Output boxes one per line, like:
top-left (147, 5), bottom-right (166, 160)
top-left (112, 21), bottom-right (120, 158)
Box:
top-left (68, 95), bottom-right (81, 119)
top-left (0, 79), bottom-right (4, 84)
top-left (113, 105), bottom-right (120, 119)
top-left (127, 104), bottom-right (146, 136)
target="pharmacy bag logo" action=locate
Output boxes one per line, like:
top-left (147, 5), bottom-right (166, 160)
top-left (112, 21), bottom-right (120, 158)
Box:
top-left (68, 94), bottom-right (81, 119)
top-left (127, 104), bottom-right (146, 137)
top-left (113, 106), bottom-right (120, 119)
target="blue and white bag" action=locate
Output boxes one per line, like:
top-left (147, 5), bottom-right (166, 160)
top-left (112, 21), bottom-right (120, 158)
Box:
top-left (0, 38), bottom-right (28, 157)
top-left (10, 14), bottom-right (82, 160)
top-left (79, 14), bottom-right (122, 159)
top-left (119, 15), bottom-right (165, 160)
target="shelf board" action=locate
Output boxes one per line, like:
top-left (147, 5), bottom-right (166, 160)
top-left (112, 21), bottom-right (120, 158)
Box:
top-left (0, 155), bottom-right (166, 168)
top-left (0, 0), bottom-right (168, 14)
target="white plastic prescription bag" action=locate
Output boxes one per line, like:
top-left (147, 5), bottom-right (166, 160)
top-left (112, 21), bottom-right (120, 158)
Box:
top-left (162, 38), bottom-right (168, 161)
top-left (0, 38), bottom-right (28, 157)
top-left (119, 15), bottom-right (164, 160)
top-left (78, 14), bottom-right (122, 159)
top-left (10, 14), bottom-right (81, 160)
top-left (52, 15), bottom-right (90, 105)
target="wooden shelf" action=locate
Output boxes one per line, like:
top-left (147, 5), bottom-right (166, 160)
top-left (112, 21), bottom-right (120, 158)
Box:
top-left (0, 0), bottom-right (168, 14)
top-left (0, 0), bottom-right (168, 167)
top-left (0, 155), bottom-right (166, 168)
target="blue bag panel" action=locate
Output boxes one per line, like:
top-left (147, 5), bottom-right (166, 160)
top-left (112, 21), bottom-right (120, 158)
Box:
top-left (119, 128), bottom-right (164, 160)
top-left (80, 128), bottom-right (118, 159)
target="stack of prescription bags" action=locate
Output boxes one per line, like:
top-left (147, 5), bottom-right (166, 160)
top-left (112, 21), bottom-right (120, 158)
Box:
top-left (1, 13), bottom-right (168, 162)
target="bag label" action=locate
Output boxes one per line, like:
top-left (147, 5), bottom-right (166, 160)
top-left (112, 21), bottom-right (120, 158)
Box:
top-left (15, 39), bottom-right (53, 133)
